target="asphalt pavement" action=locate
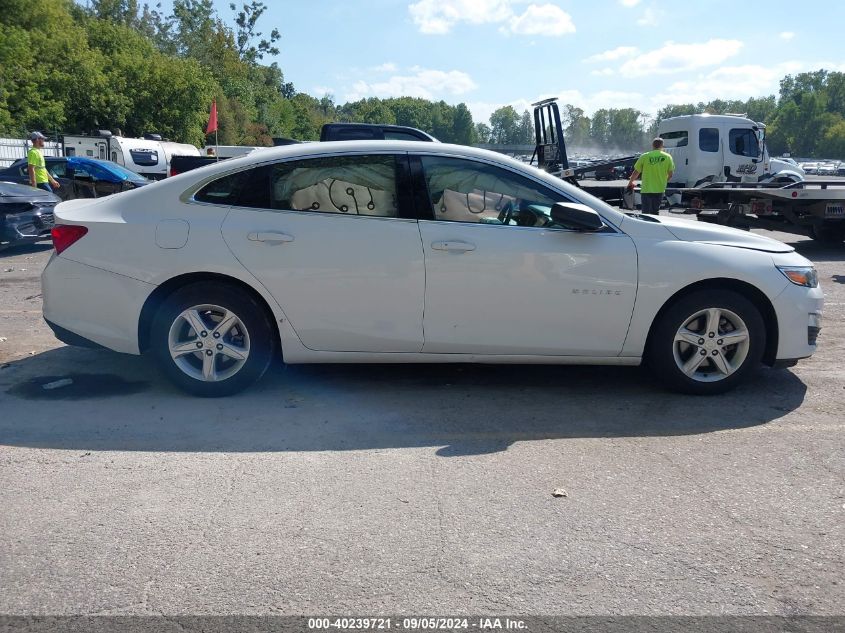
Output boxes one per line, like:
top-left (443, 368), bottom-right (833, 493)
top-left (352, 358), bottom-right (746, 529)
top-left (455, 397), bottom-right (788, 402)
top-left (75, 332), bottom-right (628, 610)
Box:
top-left (0, 220), bottom-right (843, 617)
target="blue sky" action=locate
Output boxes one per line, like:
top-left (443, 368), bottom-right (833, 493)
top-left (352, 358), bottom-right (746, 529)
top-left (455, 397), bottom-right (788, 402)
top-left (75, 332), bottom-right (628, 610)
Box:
top-left (176, 0), bottom-right (843, 124)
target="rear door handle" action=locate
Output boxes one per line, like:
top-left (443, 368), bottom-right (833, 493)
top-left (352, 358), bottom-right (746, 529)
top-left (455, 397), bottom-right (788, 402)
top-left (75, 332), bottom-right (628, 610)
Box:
top-left (431, 240), bottom-right (476, 252)
top-left (248, 231), bottom-right (294, 244)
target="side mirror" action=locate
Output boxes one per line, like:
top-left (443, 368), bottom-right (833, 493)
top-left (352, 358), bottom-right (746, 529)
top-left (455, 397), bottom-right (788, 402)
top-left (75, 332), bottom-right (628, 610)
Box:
top-left (550, 202), bottom-right (605, 231)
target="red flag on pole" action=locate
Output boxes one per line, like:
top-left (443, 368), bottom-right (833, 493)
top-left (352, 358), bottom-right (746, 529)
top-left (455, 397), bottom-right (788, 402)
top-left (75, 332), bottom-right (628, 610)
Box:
top-left (205, 100), bottom-right (218, 135)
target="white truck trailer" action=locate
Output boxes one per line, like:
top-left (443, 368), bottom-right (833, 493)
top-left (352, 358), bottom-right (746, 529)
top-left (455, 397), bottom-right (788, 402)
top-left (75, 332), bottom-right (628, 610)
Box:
top-left (62, 132), bottom-right (199, 180)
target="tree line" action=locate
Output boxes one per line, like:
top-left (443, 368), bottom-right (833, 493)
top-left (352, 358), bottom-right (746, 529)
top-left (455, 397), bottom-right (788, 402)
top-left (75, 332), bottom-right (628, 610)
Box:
top-left (1, 1), bottom-right (843, 158)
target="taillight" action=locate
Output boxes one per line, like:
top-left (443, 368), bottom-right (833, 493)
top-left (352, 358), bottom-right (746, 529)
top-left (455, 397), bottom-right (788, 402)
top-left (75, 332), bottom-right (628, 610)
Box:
top-left (51, 225), bottom-right (88, 255)
top-left (169, 167), bottom-right (178, 177)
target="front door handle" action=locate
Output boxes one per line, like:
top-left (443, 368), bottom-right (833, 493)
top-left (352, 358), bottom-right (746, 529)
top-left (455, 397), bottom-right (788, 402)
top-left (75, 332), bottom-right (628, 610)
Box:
top-left (248, 231), bottom-right (294, 244)
top-left (431, 240), bottom-right (476, 252)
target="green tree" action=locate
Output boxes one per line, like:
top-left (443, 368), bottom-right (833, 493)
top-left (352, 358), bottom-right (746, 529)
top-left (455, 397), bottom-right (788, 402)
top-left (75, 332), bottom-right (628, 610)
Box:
top-left (561, 105), bottom-right (590, 148)
top-left (590, 109), bottom-right (611, 146)
top-left (489, 105), bottom-right (521, 144)
top-left (607, 108), bottom-right (643, 149)
top-left (230, 1), bottom-right (280, 65)
top-left (452, 103), bottom-right (476, 145)
top-left (475, 123), bottom-right (492, 143)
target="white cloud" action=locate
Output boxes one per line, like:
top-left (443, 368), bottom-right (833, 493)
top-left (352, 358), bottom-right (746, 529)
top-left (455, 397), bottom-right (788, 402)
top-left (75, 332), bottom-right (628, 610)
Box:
top-left (313, 86), bottom-right (332, 96)
top-left (654, 62), bottom-right (807, 107)
top-left (619, 0), bottom-right (641, 6)
top-left (584, 46), bottom-right (639, 63)
top-left (591, 68), bottom-right (616, 76)
top-left (371, 62), bottom-right (398, 72)
top-left (466, 89), bottom-right (649, 125)
top-left (408, 0), bottom-right (513, 34)
top-left (779, 31), bottom-right (795, 41)
top-left (345, 67), bottom-right (478, 102)
top-left (618, 39), bottom-right (744, 77)
top-left (505, 4), bottom-right (575, 36)
top-left (636, 7), bottom-right (659, 26)
top-left (466, 59), bottom-right (845, 125)
top-left (409, 0), bottom-right (575, 36)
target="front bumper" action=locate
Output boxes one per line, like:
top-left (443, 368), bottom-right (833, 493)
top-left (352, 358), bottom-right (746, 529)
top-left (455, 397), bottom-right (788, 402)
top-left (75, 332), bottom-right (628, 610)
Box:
top-left (771, 281), bottom-right (824, 362)
top-left (0, 205), bottom-right (56, 245)
top-left (42, 255), bottom-right (155, 354)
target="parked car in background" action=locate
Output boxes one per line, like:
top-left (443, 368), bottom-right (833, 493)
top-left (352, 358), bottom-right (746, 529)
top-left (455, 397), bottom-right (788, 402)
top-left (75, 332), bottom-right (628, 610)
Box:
top-left (0, 156), bottom-right (149, 201)
top-left (0, 181), bottom-right (59, 250)
top-left (818, 163), bottom-right (838, 176)
top-left (42, 141), bottom-right (822, 397)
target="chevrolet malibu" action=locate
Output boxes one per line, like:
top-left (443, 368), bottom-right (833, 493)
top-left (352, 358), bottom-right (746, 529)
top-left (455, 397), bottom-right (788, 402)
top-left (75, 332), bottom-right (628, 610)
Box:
top-left (42, 141), bottom-right (823, 396)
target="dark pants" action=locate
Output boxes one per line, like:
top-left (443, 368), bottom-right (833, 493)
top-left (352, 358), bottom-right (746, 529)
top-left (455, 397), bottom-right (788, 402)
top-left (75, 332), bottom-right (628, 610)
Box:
top-left (641, 193), bottom-right (663, 214)
top-left (36, 183), bottom-right (53, 193)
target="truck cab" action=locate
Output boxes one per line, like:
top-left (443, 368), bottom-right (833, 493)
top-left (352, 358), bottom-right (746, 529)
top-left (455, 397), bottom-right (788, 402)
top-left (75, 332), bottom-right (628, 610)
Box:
top-left (657, 114), bottom-right (803, 188)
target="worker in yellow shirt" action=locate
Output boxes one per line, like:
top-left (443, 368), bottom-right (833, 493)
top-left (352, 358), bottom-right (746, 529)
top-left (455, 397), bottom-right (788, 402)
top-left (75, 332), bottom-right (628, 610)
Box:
top-left (27, 131), bottom-right (60, 193)
top-left (627, 137), bottom-right (674, 214)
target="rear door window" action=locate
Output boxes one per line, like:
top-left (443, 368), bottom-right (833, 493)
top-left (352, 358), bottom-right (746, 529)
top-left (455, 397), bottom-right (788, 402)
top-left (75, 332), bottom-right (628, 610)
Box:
top-left (271, 155), bottom-right (400, 217)
top-left (194, 166), bottom-right (271, 208)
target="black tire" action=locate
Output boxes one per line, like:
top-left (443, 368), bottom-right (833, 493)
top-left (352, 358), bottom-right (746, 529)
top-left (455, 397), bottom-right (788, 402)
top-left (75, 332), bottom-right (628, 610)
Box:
top-left (150, 282), bottom-right (276, 397)
top-left (647, 289), bottom-right (765, 395)
top-left (810, 224), bottom-right (845, 245)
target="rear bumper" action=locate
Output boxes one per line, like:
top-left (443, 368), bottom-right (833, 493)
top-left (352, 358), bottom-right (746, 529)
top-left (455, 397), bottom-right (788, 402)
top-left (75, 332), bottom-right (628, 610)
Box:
top-left (42, 255), bottom-right (155, 354)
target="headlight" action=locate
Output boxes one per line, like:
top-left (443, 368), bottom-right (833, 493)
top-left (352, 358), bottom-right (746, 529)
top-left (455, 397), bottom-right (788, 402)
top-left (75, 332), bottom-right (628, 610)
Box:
top-left (777, 265), bottom-right (818, 288)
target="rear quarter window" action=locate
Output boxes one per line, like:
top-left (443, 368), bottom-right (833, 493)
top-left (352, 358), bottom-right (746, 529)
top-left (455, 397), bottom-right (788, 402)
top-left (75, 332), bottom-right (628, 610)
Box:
top-left (194, 166), bottom-right (271, 207)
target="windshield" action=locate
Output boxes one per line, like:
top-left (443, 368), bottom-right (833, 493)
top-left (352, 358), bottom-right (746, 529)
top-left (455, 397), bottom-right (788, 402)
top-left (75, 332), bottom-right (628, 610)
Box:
top-left (106, 162), bottom-right (149, 183)
top-left (70, 158), bottom-right (149, 183)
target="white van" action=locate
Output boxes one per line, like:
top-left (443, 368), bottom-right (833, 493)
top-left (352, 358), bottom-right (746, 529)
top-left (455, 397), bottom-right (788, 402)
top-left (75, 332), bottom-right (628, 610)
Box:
top-left (63, 133), bottom-right (199, 180)
top-left (657, 114), bottom-right (804, 188)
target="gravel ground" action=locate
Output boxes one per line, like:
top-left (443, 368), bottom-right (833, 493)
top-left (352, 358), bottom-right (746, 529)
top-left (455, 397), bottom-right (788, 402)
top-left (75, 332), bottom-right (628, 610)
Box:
top-left (0, 221), bottom-right (842, 617)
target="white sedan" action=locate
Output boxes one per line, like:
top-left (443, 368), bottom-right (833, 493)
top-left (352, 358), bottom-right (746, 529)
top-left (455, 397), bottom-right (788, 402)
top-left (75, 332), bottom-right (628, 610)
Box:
top-left (42, 141), bottom-right (823, 396)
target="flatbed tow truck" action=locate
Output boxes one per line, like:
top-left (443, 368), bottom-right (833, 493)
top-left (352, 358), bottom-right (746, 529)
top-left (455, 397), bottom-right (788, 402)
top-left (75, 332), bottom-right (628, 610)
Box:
top-left (529, 98), bottom-right (845, 244)
top-left (675, 180), bottom-right (845, 244)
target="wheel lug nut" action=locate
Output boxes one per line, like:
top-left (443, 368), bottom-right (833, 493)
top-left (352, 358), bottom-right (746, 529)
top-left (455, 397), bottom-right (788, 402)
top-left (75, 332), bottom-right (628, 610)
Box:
top-left (205, 350), bottom-right (213, 356)
top-left (708, 332), bottom-right (715, 338)
top-left (712, 350), bottom-right (718, 356)
top-left (216, 344), bottom-right (223, 350)
top-left (717, 339), bottom-right (723, 345)
top-left (200, 331), bottom-right (208, 337)
top-left (213, 332), bottom-right (221, 339)
top-left (196, 342), bottom-right (203, 348)
top-left (698, 338), bottom-right (705, 344)
top-left (700, 350), bottom-right (706, 356)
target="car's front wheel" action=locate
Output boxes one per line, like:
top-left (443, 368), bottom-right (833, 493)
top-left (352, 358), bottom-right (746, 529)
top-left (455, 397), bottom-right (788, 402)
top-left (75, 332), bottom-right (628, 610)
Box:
top-left (647, 289), bottom-right (765, 395)
top-left (151, 282), bottom-right (275, 396)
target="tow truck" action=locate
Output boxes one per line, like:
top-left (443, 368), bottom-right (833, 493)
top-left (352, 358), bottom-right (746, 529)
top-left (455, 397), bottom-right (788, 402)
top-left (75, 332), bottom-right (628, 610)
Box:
top-left (528, 98), bottom-right (845, 244)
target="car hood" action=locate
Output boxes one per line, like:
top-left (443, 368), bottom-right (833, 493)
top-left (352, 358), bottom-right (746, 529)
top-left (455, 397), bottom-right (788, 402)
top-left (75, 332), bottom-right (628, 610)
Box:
top-left (654, 215), bottom-right (794, 253)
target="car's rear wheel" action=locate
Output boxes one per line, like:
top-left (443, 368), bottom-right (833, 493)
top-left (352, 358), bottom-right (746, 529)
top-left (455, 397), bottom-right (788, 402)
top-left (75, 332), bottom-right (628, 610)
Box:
top-left (151, 282), bottom-right (275, 396)
top-left (647, 289), bottom-right (765, 395)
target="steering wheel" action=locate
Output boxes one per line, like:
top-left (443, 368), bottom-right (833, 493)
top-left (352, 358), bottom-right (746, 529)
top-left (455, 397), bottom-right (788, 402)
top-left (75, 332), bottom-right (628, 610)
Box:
top-left (498, 200), bottom-right (515, 225)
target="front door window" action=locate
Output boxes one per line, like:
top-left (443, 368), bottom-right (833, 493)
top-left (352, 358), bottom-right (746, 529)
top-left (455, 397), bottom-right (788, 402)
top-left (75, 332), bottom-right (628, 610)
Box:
top-left (419, 155), bottom-right (561, 227)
